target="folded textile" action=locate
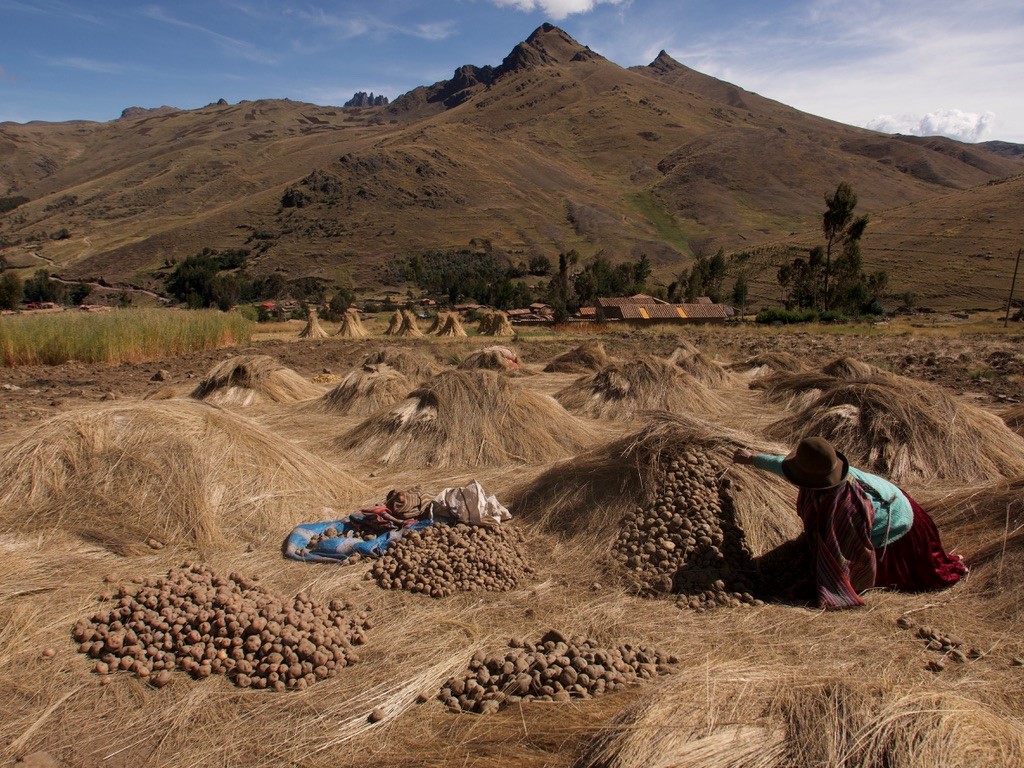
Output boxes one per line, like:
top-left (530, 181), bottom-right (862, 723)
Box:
top-left (284, 517), bottom-right (433, 563)
top-left (430, 480), bottom-right (511, 526)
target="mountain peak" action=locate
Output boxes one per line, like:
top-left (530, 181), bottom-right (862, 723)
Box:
top-left (501, 24), bottom-right (601, 73)
top-left (650, 50), bottom-right (686, 72)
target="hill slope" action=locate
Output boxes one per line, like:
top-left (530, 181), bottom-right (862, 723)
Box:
top-left (0, 24), bottom-right (1021, 305)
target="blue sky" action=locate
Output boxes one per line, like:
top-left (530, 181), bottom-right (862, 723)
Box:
top-left (1, 0), bottom-right (1022, 142)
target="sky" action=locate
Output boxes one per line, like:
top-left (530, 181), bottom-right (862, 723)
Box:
top-left (1, 0), bottom-right (1022, 143)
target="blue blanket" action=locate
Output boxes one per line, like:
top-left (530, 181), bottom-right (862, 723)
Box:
top-left (284, 516), bottom-right (434, 563)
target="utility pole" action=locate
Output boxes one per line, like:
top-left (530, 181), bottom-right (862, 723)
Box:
top-left (1005, 248), bottom-right (1022, 328)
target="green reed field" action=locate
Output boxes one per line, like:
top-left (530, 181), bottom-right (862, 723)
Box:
top-left (0, 309), bottom-right (252, 366)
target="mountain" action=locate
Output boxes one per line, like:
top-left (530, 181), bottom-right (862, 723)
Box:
top-left (0, 24), bottom-right (1021, 306)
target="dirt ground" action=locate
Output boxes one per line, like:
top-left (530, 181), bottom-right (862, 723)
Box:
top-left (2, 318), bottom-right (1023, 767)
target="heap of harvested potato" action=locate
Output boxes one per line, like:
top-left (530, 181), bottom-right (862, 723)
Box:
top-left (369, 523), bottom-right (533, 597)
top-left (73, 563), bottom-right (372, 691)
top-left (612, 450), bottom-right (760, 610)
top-left (439, 630), bottom-right (677, 714)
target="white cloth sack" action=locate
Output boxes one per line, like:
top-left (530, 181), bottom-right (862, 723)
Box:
top-left (431, 480), bottom-right (511, 526)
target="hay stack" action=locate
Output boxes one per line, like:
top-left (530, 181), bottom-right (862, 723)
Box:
top-left (510, 411), bottom-right (799, 557)
top-left (544, 342), bottom-right (610, 374)
top-left (1001, 404), bottom-right (1024, 436)
top-left (488, 311), bottom-right (515, 337)
top-left (436, 313), bottom-right (468, 338)
top-left (666, 345), bottom-right (732, 387)
top-left (768, 380), bottom-right (1024, 484)
top-left (556, 356), bottom-right (725, 420)
top-left (384, 310), bottom-right (403, 336)
top-left (297, 307), bottom-right (329, 339)
top-left (426, 313), bottom-right (446, 334)
top-left (476, 312), bottom-right (496, 335)
top-left (311, 364), bottom-right (412, 416)
top-left (458, 345), bottom-right (521, 372)
top-left (822, 356), bottom-right (885, 379)
top-left (395, 309), bottom-right (424, 337)
top-left (0, 400), bottom-right (366, 553)
top-left (728, 351), bottom-right (806, 377)
top-left (362, 347), bottom-right (443, 380)
top-left (337, 309), bottom-right (369, 339)
top-left (338, 370), bottom-right (596, 468)
top-left (190, 354), bottom-right (323, 406)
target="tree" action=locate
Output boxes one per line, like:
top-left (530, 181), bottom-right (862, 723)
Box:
top-left (731, 274), bottom-right (749, 315)
top-left (528, 255), bottom-right (552, 276)
top-left (0, 271), bottom-right (22, 310)
top-left (23, 269), bottom-right (58, 303)
top-left (822, 182), bottom-right (868, 311)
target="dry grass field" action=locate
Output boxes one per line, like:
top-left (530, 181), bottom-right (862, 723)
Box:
top-left (2, 319), bottom-right (1024, 767)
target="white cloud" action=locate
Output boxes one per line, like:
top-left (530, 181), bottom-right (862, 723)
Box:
top-left (865, 109), bottom-right (997, 143)
top-left (142, 5), bottom-right (278, 64)
top-left (44, 56), bottom-right (124, 74)
top-left (490, 0), bottom-right (624, 21)
top-left (292, 8), bottom-right (456, 42)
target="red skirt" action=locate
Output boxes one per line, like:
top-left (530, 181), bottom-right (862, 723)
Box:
top-left (874, 493), bottom-right (967, 591)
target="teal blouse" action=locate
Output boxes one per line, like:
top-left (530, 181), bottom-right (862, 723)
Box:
top-left (753, 453), bottom-right (913, 548)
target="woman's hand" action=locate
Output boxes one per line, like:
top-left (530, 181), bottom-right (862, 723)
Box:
top-left (732, 448), bottom-right (756, 465)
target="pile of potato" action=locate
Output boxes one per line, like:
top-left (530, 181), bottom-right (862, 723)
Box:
top-left (369, 523), bottom-right (533, 597)
top-left (439, 630), bottom-right (677, 714)
top-left (612, 450), bottom-right (760, 610)
top-left (73, 563), bottom-right (372, 691)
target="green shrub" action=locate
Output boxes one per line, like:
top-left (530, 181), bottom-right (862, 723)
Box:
top-left (755, 307), bottom-right (820, 324)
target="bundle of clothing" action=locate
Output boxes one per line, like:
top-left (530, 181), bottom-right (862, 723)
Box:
top-left (284, 480), bottom-right (511, 563)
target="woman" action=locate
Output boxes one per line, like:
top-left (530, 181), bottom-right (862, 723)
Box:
top-left (734, 437), bottom-right (967, 609)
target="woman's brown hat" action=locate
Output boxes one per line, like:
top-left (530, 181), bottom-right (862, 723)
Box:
top-left (781, 436), bottom-right (849, 489)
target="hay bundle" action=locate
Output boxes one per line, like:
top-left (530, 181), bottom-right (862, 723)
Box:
top-left (370, 523), bottom-right (533, 597)
top-left (544, 342), bottom-right (610, 374)
top-left (395, 309), bottom-right (424, 337)
top-left (362, 347), bottom-right (443, 380)
top-left (298, 307), bottom-right (329, 339)
top-left (822, 356), bottom-right (885, 379)
top-left (440, 633), bottom-right (677, 714)
top-left (768, 380), bottom-right (1024, 484)
top-left (556, 356), bottom-right (725, 420)
top-left (476, 312), bottom-right (496, 335)
top-left (576, 677), bottom-right (1024, 768)
top-left (488, 311), bottom-right (515, 337)
top-left (427, 313), bottom-right (446, 334)
top-left (338, 370), bottom-right (596, 468)
top-left (384, 310), bottom-right (403, 336)
top-left (728, 351), bottom-right (806, 377)
top-left (749, 371), bottom-right (840, 407)
top-left (337, 309), bottom-right (369, 339)
top-left (190, 354), bottom-right (323, 406)
top-left (0, 400), bottom-right (366, 553)
top-left (458, 345), bottom-right (521, 372)
top-left (1001, 404), bottom-right (1024, 436)
top-left (510, 412), bottom-right (799, 557)
top-left (667, 345), bottom-right (732, 387)
top-left (74, 563), bottom-right (372, 690)
top-left (436, 313), bottom-right (468, 338)
top-left (312, 364), bottom-right (412, 416)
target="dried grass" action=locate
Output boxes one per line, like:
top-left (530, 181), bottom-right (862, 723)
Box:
top-left (544, 342), bottom-right (610, 374)
top-left (298, 308), bottom-right (329, 339)
top-left (1000, 404), bottom-right (1024, 436)
top-left (476, 312), bottom-right (496, 335)
top-left (426, 313), bottom-right (446, 334)
top-left (190, 354), bottom-right (323, 406)
top-left (768, 380), bottom-right (1024, 484)
top-left (556, 356), bottom-right (725, 420)
top-left (510, 411), bottom-right (799, 556)
top-left (0, 400), bottom-right (366, 553)
top-left (437, 313), bottom-right (468, 338)
top-left (667, 345), bottom-right (732, 387)
top-left (337, 310), bottom-right (369, 339)
top-left (459, 345), bottom-right (521, 372)
top-left (728, 351), bottom-right (806, 377)
top-left (395, 310), bottom-right (424, 337)
top-left (823, 356), bottom-right (885, 379)
top-left (384, 310), bottom-right (403, 336)
top-left (338, 370), bottom-right (597, 468)
top-left (477, 311), bottom-right (515, 337)
top-left (361, 346), bottom-right (443, 380)
top-left (310, 364), bottom-right (412, 416)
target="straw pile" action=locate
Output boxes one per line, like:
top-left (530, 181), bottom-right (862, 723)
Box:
top-left (556, 356), bottom-right (725, 420)
top-left (426, 313), bottom-right (446, 334)
top-left (369, 523), bottom-right (533, 597)
top-left (544, 342), bottom-right (610, 373)
top-left (612, 450), bottom-right (760, 609)
top-left (728, 351), bottom-right (805, 377)
top-left (768, 380), bottom-right (1024, 483)
top-left (823, 356), bottom-right (885, 379)
top-left (439, 632), bottom-right (677, 714)
top-left (479, 311), bottom-right (514, 337)
top-left (190, 354), bottom-right (323, 406)
top-left (338, 370), bottom-right (596, 468)
top-left (510, 412), bottom-right (799, 557)
top-left (458, 345), bottom-right (521, 372)
top-left (0, 400), bottom-right (365, 553)
top-left (74, 563), bottom-right (372, 691)
top-left (395, 310), bottom-right (424, 337)
top-left (576, 676), bottom-right (1024, 768)
top-left (667, 345), bottom-right (732, 387)
top-left (384, 310), bottom-right (403, 335)
top-left (476, 312), bottom-right (496, 335)
top-left (298, 307), bottom-right (329, 339)
top-left (337, 309), bottom-right (369, 339)
top-left (311, 364), bottom-right (412, 416)
top-left (362, 347), bottom-right (443, 379)
top-left (436, 313), bottom-right (468, 338)
top-left (1001, 404), bottom-right (1024, 436)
